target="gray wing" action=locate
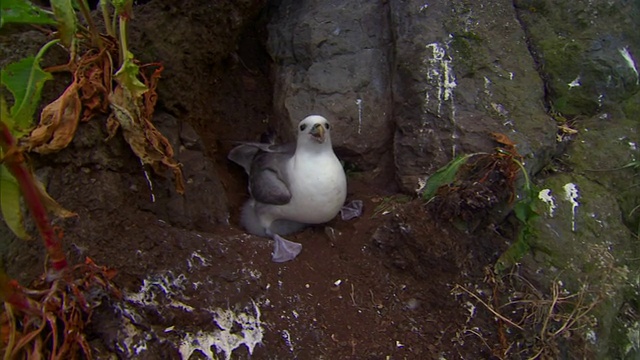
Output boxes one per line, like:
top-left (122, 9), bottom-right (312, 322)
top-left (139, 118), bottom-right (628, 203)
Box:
top-left (228, 142), bottom-right (294, 174)
top-left (249, 151), bottom-right (294, 205)
top-left (229, 141), bottom-right (296, 205)
top-left (228, 144), bottom-right (260, 174)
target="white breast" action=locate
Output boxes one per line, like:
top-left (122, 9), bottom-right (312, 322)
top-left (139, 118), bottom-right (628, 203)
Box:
top-left (280, 150), bottom-right (347, 224)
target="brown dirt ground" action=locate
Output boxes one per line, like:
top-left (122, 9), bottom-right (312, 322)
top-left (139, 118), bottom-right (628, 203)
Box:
top-left (1, 7), bottom-right (530, 360)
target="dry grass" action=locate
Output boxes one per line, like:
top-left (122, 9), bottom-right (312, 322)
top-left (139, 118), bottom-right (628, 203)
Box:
top-left (452, 264), bottom-right (610, 359)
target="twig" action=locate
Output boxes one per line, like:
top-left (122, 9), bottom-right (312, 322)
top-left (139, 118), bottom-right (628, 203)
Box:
top-left (552, 289), bottom-right (599, 337)
top-left (539, 281), bottom-right (559, 341)
top-left (463, 327), bottom-right (494, 355)
top-left (453, 284), bottom-right (523, 330)
top-left (527, 347), bottom-right (545, 360)
top-left (350, 283), bottom-right (357, 306)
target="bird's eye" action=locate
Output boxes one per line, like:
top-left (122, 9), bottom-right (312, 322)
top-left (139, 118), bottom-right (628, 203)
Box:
top-left (324, 123), bottom-right (330, 130)
top-left (300, 124), bottom-right (307, 131)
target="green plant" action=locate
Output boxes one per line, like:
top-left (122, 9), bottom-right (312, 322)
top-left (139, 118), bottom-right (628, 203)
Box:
top-left (0, 0), bottom-right (184, 357)
top-left (420, 153), bottom-right (483, 201)
top-left (0, 0), bottom-right (184, 239)
top-left (494, 156), bottom-right (539, 272)
top-left (0, 38), bottom-right (61, 238)
top-left (0, 119), bottom-right (120, 358)
top-left (0, 0), bottom-right (57, 28)
top-left (419, 133), bottom-right (541, 271)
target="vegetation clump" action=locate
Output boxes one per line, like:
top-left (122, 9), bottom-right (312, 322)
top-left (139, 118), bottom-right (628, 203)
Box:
top-left (0, 0), bottom-right (183, 357)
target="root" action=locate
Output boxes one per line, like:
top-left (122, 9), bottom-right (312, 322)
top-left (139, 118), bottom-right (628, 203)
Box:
top-left (1, 258), bottom-right (120, 359)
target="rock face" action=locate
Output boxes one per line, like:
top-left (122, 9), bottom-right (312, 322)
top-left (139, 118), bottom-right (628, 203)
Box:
top-left (267, 0), bottom-right (394, 171)
top-left (512, 2), bottom-right (640, 356)
top-left (267, 0), bottom-right (640, 357)
top-left (522, 173), bottom-right (633, 358)
top-left (267, 0), bottom-right (557, 192)
top-left (129, 0), bottom-right (267, 119)
top-left (146, 113), bottom-right (230, 232)
top-left (515, 0), bottom-right (640, 116)
top-left (390, 0), bottom-right (556, 192)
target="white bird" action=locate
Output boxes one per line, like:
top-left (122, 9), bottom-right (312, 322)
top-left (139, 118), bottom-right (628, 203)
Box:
top-left (228, 115), bottom-right (347, 262)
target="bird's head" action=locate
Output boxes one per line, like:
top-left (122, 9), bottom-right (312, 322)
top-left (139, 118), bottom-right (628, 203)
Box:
top-left (297, 115), bottom-right (332, 146)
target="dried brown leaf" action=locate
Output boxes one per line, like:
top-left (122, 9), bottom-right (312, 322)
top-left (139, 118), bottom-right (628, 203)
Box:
top-left (491, 132), bottom-right (517, 149)
top-left (105, 115), bottom-right (120, 140)
top-left (140, 63), bottom-right (163, 120)
top-left (24, 83), bottom-right (81, 154)
top-left (109, 85), bottom-right (184, 194)
top-left (77, 54), bottom-right (112, 121)
top-left (35, 178), bottom-right (76, 219)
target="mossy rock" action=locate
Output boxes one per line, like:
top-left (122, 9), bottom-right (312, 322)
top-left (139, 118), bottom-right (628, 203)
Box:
top-left (521, 172), bottom-right (634, 357)
top-left (515, 0), bottom-right (640, 117)
top-left (623, 91), bottom-right (640, 119)
top-left (566, 112), bottom-right (639, 233)
top-left (449, 32), bottom-right (486, 77)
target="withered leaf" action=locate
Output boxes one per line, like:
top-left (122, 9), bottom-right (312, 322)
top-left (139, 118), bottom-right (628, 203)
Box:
top-left (491, 132), bottom-right (516, 148)
top-left (24, 82), bottom-right (81, 154)
top-left (105, 115), bottom-right (120, 140)
top-left (109, 85), bottom-right (184, 194)
top-left (35, 177), bottom-right (76, 218)
top-left (78, 56), bottom-right (112, 121)
top-left (140, 63), bottom-right (163, 120)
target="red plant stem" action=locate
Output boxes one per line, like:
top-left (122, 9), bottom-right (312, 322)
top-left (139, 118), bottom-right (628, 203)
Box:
top-left (0, 121), bottom-right (68, 271)
top-left (0, 271), bottom-right (31, 311)
top-left (6, 291), bottom-right (34, 313)
top-left (0, 273), bottom-right (39, 315)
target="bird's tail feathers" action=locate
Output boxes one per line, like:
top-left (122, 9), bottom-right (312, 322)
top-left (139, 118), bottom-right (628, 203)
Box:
top-left (240, 200), bottom-right (307, 237)
top-left (270, 219), bottom-right (307, 235)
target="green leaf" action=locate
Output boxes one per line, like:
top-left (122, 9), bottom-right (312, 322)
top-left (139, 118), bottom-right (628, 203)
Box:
top-left (111, 0), bottom-right (133, 17)
top-left (513, 179), bottom-right (540, 225)
top-left (0, 0), bottom-right (56, 28)
top-left (0, 166), bottom-right (30, 240)
top-left (0, 45), bottom-right (56, 136)
top-left (71, 0), bottom-right (82, 11)
top-left (114, 50), bottom-right (148, 99)
top-left (50, 0), bottom-right (78, 48)
top-left (421, 153), bottom-right (478, 200)
top-left (494, 158), bottom-right (543, 272)
top-left (513, 199), bottom-right (538, 224)
top-left (494, 226), bottom-right (531, 273)
top-left (0, 96), bottom-right (12, 130)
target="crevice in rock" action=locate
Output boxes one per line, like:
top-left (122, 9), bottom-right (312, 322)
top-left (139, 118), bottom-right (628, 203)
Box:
top-left (385, 0), bottom-right (400, 168)
top-left (511, 1), bottom-right (553, 114)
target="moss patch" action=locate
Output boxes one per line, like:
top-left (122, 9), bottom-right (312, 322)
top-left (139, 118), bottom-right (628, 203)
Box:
top-left (449, 32), bottom-right (485, 77)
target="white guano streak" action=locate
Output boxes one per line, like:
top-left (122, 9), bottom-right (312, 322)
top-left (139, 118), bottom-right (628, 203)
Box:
top-left (424, 42), bottom-right (458, 156)
top-left (619, 46), bottom-right (639, 84)
top-left (563, 183), bottom-right (580, 232)
top-left (538, 189), bottom-right (556, 217)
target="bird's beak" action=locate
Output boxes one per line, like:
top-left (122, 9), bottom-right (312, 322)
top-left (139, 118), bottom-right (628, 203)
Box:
top-left (310, 123), bottom-right (325, 142)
